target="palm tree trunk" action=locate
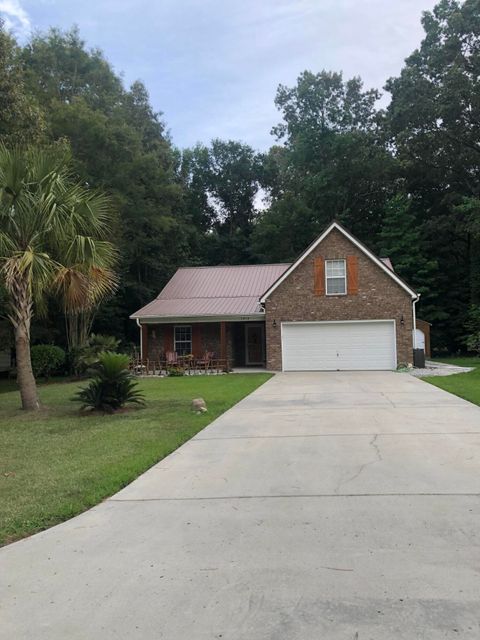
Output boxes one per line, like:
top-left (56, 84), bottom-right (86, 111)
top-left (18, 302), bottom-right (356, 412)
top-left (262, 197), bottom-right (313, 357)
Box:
top-left (9, 278), bottom-right (40, 410)
top-left (15, 322), bottom-right (40, 410)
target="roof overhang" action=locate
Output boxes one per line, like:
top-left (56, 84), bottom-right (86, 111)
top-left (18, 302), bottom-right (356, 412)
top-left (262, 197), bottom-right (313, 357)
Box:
top-left (132, 313), bottom-right (265, 324)
top-left (260, 221), bottom-right (418, 302)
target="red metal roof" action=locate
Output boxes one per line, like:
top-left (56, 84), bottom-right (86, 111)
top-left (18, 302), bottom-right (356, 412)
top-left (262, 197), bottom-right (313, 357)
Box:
top-left (131, 255), bottom-right (395, 321)
top-left (131, 264), bottom-right (290, 319)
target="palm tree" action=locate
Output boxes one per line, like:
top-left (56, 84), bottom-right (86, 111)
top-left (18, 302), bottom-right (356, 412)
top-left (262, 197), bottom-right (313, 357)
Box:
top-left (0, 145), bottom-right (117, 410)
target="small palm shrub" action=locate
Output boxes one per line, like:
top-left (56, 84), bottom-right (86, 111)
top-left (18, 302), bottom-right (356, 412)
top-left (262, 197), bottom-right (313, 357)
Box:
top-left (31, 345), bottom-right (66, 379)
top-left (71, 333), bottom-right (121, 375)
top-left (73, 352), bottom-right (144, 413)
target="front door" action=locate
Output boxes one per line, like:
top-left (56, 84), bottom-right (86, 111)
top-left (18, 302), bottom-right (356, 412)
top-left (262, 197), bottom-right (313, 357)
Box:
top-left (245, 324), bottom-right (265, 365)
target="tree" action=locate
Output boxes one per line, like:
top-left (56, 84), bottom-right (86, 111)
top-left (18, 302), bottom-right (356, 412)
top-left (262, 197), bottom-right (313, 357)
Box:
top-left (386, 0), bottom-right (480, 349)
top-left (252, 193), bottom-right (317, 262)
top-left (253, 70), bottom-right (395, 261)
top-left (179, 140), bottom-right (263, 265)
top-left (22, 26), bottom-right (122, 112)
top-left (379, 193), bottom-right (441, 321)
top-left (463, 305), bottom-right (480, 354)
top-left (0, 145), bottom-right (117, 410)
top-left (0, 19), bottom-right (45, 144)
top-left (272, 70), bottom-right (380, 140)
top-left (386, 0), bottom-right (480, 197)
top-left (20, 27), bottom-right (191, 342)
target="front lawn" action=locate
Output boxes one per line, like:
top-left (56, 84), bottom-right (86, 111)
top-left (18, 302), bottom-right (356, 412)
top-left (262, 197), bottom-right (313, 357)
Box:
top-left (423, 356), bottom-right (480, 407)
top-left (0, 373), bottom-right (271, 546)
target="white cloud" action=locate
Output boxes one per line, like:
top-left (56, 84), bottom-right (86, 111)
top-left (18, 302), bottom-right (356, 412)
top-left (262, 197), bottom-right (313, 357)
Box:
top-left (0, 0), bottom-right (31, 36)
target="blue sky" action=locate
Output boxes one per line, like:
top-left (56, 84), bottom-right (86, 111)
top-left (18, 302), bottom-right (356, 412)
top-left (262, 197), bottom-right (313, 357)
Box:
top-left (1, 0), bottom-right (438, 150)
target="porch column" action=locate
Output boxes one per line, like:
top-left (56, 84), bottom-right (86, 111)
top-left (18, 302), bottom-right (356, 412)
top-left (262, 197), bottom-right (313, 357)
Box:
top-left (192, 324), bottom-right (202, 357)
top-left (141, 323), bottom-right (148, 360)
top-left (220, 321), bottom-right (227, 362)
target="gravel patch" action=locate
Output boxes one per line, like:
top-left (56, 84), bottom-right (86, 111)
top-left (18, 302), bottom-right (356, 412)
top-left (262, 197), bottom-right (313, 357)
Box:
top-left (410, 360), bottom-right (474, 378)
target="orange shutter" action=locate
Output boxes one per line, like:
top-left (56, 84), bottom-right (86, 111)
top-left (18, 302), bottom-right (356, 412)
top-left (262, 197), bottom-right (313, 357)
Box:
top-left (314, 257), bottom-right (325, 295)
top-left (346, 256), bottom-right (359, 295)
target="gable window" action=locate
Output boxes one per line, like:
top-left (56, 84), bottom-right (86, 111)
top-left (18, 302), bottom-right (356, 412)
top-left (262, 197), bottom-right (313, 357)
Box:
top-left (325, 259), bottom-right (347, 295)
top-left (174, 325), bottom-right (192, 355)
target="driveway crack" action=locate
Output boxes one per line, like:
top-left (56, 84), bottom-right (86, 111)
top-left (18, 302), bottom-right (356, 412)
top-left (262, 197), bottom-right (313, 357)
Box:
top-left (380, 391), bottom-right (396, 407)
top-left (334, 434), bottom-right (382, 494)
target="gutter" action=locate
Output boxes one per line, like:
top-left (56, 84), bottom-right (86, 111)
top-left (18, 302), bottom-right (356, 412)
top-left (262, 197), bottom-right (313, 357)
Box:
top-left (136, 318), bottom-right (143, 360)
top-left (412, 294), bottom-right (421, 350)
top-left (131, 314), bottom-right (265, 324)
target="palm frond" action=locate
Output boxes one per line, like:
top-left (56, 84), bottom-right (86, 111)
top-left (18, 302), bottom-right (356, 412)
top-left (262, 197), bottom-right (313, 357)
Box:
top-left (87, 265), bottom-right (119, 302)
top-left (52, 266), bottom-right (91, 314)
top-left (66, 235), bottom-right (118, 268)
top-left (0, 232), bottom-right (15, 257)
top-left (0, 144), bottom-right (117, 323)
top-left (2, 249), bottom-right (57, 294)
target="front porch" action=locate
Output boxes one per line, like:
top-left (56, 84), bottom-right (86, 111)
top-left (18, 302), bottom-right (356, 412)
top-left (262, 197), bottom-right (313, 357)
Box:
top-left (137, 320), bottom-right (266, 372)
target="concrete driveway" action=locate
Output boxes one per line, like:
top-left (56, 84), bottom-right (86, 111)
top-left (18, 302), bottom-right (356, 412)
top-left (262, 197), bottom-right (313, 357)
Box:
top-left (1, 372), bottom-right (480, 639)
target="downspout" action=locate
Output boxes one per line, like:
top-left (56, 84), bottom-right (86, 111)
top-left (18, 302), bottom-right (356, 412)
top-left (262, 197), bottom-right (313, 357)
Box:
top-left (412, 294), bottom-right (420, 351)
top-left (136, 318), bottom-right (143, 360)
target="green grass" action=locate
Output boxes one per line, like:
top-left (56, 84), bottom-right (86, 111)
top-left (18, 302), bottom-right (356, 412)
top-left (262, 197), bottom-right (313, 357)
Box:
top-left (423, 356), bottom-right (480, 407)
top-left (0, 373), bottom-right (271, 546)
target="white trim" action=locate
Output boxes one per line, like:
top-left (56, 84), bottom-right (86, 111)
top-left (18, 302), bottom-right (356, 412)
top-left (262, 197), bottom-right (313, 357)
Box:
top-left (325, 258), bottom-right (347, 296)
top-left (281, 319), bottom-right (397, 325)
top-left (132, 314), bottom-right (264, 324)
top-left (245, 323), bottom-right (265, 365)
top-left (280, 319), bottom-right (397, 372)
top-left (174, 324), bottom-right (192, 354)
top-left (260, 221), bottom-right (417, 302)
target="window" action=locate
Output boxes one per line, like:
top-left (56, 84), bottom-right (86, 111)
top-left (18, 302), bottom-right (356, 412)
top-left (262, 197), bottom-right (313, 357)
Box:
top-left (326, 259), bottom-right (347, 295)
top-left (174, 325), bottom-right (192, 355)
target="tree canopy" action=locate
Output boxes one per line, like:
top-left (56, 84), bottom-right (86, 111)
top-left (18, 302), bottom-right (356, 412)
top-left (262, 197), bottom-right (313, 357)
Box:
top-left (1, 0), bottom-right (479, 354)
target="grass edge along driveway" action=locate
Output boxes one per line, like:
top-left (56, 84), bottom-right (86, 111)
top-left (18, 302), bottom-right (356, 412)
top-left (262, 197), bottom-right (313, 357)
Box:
top-left (422, 356), bottom-right (480, 407)
top-left (0, 373), bottom-right (271, 546)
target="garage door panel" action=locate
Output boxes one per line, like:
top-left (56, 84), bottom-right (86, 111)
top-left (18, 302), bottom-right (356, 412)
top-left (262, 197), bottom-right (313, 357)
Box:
top-left (282, 321), bottom-right (395, 371)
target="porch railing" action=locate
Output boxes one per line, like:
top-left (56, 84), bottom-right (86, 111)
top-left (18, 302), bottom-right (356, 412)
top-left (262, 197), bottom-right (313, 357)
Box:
top-left (130, 355), bottom-right (230, 376)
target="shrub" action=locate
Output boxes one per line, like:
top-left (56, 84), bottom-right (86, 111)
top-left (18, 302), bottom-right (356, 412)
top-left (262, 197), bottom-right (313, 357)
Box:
top-left (31, 345), bottom-right (66, 379)
top-left (463, 305), bottom-right (480, 355)
top-left (73, 352), bottom-right (144, 413)
top-left (71, 333), bottom-right (121, 375)
top-left (166, 366), bottom-right (185, 377)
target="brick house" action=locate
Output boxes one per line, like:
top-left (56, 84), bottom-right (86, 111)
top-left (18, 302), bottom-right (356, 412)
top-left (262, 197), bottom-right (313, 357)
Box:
top-left (130, 221), bottom-right (420, 371)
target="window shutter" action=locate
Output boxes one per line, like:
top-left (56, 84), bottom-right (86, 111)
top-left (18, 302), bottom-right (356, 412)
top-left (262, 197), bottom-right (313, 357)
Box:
top-left (347, 256), bottom-right (359, 295)
top-left (314, 257), bottom-right (325, 295)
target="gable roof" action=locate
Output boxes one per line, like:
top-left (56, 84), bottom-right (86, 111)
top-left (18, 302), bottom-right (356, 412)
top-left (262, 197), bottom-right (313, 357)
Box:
top-left (131, 222), bottom-right (415, 322)
top-left (259, 221), bottom-right (418, 302)
top-left (130, 263), bottom-right (290, 320)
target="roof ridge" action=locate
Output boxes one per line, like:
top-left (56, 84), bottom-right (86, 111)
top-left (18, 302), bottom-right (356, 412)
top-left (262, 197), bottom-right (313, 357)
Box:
top-left (155, 295), bottom-right (261, 300)
top-left (175, 263), bottom-right (291, 270)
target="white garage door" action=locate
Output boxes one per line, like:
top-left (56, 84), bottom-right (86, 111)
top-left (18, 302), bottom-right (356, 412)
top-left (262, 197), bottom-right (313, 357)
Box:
top-left (282, 321), bottom-right (396, 371)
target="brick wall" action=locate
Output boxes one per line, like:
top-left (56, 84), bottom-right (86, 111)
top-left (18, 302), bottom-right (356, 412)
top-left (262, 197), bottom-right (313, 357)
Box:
top-left (201, 323), bottom-right (220, 355)
top-left (201, 323), bottom-right (235, 360)
top-left (264, 228), bottom-right (414, 370)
